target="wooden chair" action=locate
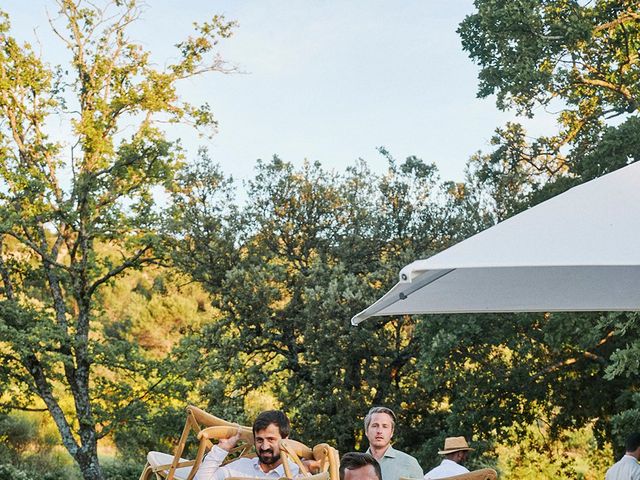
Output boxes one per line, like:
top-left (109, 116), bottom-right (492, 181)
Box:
top-left (140, 406), bottom-right (340, 480)
top-left (420, 468), bottom-right (497, 480)
top-left (278, 439), bottom-right (340, 480)
top-left (139, 405), bottom-right (253, 480)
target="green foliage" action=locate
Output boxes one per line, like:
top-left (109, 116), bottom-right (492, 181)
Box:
top-left (101, 459), bottom-right (144, 480)
top-left (459, 0), bottom-right (640, 204)
top-left (0, 414), bottom-right (38, 452)
top-left (569, 116), bottom-right (640, 181)
top-left (0, 412), bottom-right (81, 480)
top-left (170, 154), bottom-right (490, 458)
top-left (0, 1), bottom-right (234, 479)
top-left (411, 310), bottom-right (632, 462)
top-left (0, 464), bottom-right (34, 480)
top-left (465, 123), bottom-right (547, 222)
top-left (459, 0), bottom-right (640, 124)
top-left (165, 148), bottom-right (240, 293)
top-left (458, 4), bottom-right (640, 466)
top-left (111, 405), bottom-right (187, 462)
top-left (163, 149), bottom-right (623, 473)
top-left (99, 267), bottom-right (212, 354)
top-left (496, 422), bottom-right (611, 480)
top-left (610, 406), bottom-right (640, 458)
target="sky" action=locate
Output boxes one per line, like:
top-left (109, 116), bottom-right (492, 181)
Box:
top-left (3, 1), bottom-right (559, 184)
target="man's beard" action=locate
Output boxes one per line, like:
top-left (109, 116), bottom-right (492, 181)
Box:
top-left (258, 449), bottom-right (281, 465)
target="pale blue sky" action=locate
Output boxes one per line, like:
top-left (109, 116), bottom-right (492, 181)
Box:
top-left (4, 1), bottom-right (557, 183)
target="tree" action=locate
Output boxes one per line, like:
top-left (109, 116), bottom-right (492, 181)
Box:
top-left (172, 154), bottom-right (478, 456)
top-left (411, 309), bottom-right (637, 465)
top-left (458, 0), bottom-right (640, 178)
top-left (0, 2), bottom-right (235, 478)
top-left (411, 1), bottom-right (640, 463)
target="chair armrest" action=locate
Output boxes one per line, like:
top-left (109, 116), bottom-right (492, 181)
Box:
top-left (281, 439), bottom-right (314, 459)
top-left (198, 425), bottom-right (246, 441)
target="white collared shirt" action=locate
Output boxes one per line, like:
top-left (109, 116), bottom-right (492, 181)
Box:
top-left (606, 454), bottom-right (640, 480)
top-left (424, 459), bottom-right (469, 479)
top-left (195, 445), bottom-right (300, 480)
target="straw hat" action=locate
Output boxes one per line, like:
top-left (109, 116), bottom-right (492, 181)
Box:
top-left (438, 436), bottom-right (475, 455)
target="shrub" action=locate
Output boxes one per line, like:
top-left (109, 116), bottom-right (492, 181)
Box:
top-left (0, 464), bottom-right (34, 480)
top-left (102, 459), bottom-right (144, 480)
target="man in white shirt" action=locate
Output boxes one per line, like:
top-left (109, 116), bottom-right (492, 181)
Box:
top-left (424, 437), bottom-right (474, 480)
top-left (364, 406), bottom-right (423, 480)
top-left (195, 410), bottom-right (300, 480)
top-left (606, 432), bottom-right (640, 480)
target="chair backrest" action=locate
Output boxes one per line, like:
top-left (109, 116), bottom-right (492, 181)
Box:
top-left (165, 405), bottom-right (254, 480)
top-left (312, 443), bottom-right (341, 480)
top-left (279, 439), bottom-right (340, 480)
top-left (152, 406), bottom-right (340, 480)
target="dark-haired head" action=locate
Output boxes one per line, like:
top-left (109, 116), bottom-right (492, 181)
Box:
top-left (339, 452), bottom-right (382, 480)
top-left (252, 410), bottom-right (291, 439)
top-left (626, 432), bottom-right (640, 453)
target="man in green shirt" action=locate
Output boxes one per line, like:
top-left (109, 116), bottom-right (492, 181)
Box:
top-left (364, 407), bottom-right (423, 480)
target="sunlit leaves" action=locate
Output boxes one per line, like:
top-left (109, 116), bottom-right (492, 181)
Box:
top-left (0, 1), bottom-right (234, 477)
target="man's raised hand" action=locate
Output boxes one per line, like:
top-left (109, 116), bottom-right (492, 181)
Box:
top-left (218, 429), bottom-right (241, 452)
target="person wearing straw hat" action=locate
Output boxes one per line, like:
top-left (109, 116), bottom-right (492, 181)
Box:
top-left (423, 436), bottom-right (474, 480)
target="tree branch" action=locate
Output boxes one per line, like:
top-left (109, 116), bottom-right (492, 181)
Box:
top-left (22, 352), bottom-right (80, 456)
top-left (96, 374), bottom-right (168, 440)
top-left (87, 245), bottom-right (153, 297)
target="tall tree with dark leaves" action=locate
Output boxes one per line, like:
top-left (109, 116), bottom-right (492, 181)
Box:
top-left (173, 154), bottom-right (475, 455)
top-left (456, 0), bottom-right (640, 461)
top-left (459, 0), bottom-right (640, 189)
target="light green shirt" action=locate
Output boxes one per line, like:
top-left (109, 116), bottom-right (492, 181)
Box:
top-left (367, 445), bottom-right (423, 480)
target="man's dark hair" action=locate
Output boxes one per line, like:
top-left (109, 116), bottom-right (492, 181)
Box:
top-left (252, 410), bottom-right (291, 438)
top-left (626, 432), bottom-right (640, 452)
top-left (339, 452), bottom-right (382, 480)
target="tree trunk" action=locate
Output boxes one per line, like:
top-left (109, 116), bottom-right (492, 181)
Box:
top-left (76, 447), bottom-right (105, 480)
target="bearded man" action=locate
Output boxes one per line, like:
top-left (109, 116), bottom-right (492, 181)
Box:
top-left (195, 410), bottom-right (299, 480)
